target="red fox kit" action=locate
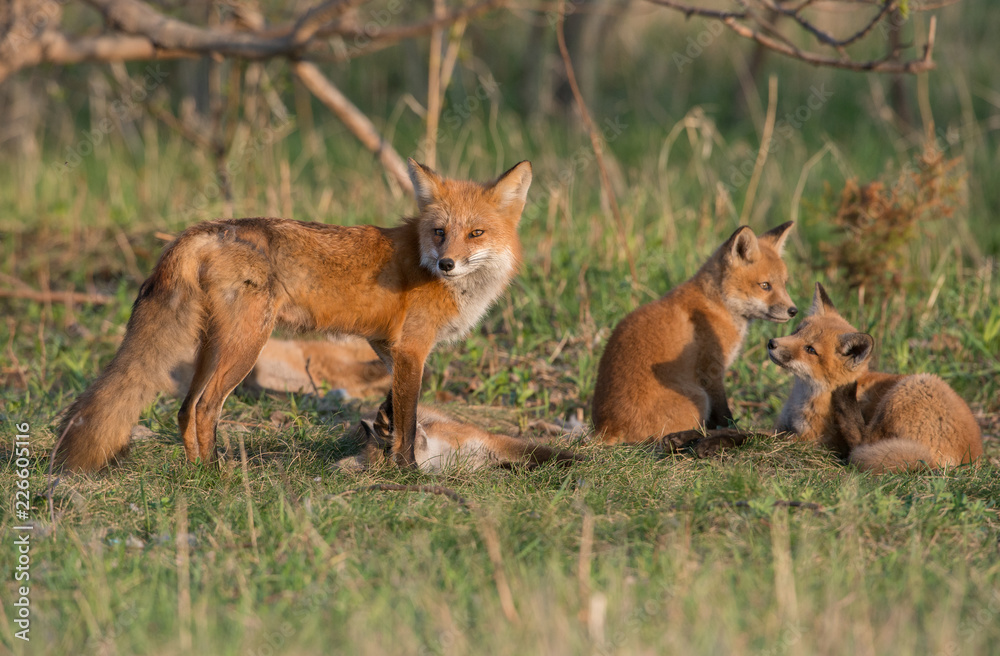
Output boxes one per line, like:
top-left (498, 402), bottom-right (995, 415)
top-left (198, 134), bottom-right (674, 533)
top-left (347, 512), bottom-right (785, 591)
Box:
top-left (767, 283), bottom-right (983, 472)
top-left (337, 405), bottom-right (583, 472)
top-left (55, 160), bottom-right (532, 471)
top-left (593, 222), bottom-right (797, 444)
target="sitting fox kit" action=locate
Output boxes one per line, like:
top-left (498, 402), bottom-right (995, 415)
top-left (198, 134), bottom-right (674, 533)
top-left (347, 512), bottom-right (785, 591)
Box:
top-left (593, 222), bottom-right (797, 444)
top-left (55, 159), bottom-right (532, 471)
top-left (768, 283), bottom-right (983, 473)
top-left (338, 405), bottom-right (582, 472)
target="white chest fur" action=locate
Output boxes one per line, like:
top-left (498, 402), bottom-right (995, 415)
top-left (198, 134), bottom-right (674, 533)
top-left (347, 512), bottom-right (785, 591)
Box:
top-left (437, 251), bottom-right (515, 343)
top-left (778, 378), bottom-right (822, 436)
top-left (724, 320), bottom-right (749, 368)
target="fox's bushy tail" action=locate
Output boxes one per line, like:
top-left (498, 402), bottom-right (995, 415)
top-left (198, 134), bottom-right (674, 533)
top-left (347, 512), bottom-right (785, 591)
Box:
top-left (487, 434), bottom-right (585, 468)
top-left (54, 238), bottom-right (204, 472)
top-left (849, 438), bottom-right (938, 474)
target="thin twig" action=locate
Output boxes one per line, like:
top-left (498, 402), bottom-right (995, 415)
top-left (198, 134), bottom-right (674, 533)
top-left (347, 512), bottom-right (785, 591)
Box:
top-left (238, 434), bottom-right (260, 560)
top-left (326, 0), bottom-right (507, 59)
top-left (771, 0), bottom-right (897, 48)
top-left (576, 505), bottom-right (595, 629)
top-left (644, 0), bottom-right (938, 73)
top-left (175, 495), bottom-right (192, 652)
top-left (0, 288), bottom-right (113, 305)
top-left (4, 318), bottom-right (28, 389)
top-left (303, 356), bottom-right (322, 397)
top-left (740, 74), bottom-right (778, 225)
top-left (476, 511), bottom-right (521, 624)
top-left (424, 0), bottom-right (446, 170)
top-left (790, 142), bottom-right (832, 225)
top-left (555, 0), bottom-right (638, 289)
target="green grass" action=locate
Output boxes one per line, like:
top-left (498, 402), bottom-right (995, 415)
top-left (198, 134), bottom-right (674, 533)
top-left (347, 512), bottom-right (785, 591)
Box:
top-left (2, 2), bottom-right (1000, 653)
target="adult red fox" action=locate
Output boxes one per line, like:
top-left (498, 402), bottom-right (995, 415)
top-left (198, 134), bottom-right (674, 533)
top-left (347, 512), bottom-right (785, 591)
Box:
top-left (55, 159), bottom-right (532, 471)
top-left (767, 283), bottom-right (983, 472)
top-left (337, 405), bottom-right (583, 472)
top-left (592, 222), bottom-right (797, 444)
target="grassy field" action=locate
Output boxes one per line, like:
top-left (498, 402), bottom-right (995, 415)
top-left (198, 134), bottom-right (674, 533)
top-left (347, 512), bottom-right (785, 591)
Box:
top-left (2, 2), bottom-right (1000, 654)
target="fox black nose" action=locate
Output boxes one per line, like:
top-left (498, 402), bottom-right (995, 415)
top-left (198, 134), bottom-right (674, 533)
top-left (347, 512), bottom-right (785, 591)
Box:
top-left (438, 258), bottom-right (455, 272)
top-left (788, 307), bottom-right (798, 317)
top-left (767, 339), bottom-right (778, 350)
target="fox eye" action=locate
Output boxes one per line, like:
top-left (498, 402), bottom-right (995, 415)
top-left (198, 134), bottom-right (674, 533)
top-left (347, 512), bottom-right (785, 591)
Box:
top-left (469, 229), bottom-right (484, 238)
top-left (759, 282), bottom-right (772, 291)
top-left (434, 228), bottom-right (445, 237)
top-left (805, 345), bottom-right (817, 355)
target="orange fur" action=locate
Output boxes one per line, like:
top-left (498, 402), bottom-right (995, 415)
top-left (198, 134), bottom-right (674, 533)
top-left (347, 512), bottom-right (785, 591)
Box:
top-left (55, 160), bottom-right (532, 471)
top-left (592, 222), bottom-right (797, 444)
top-left (243, 337), bottom-right (391, 398)
top-left (768, 283), bottom-right (983, 472)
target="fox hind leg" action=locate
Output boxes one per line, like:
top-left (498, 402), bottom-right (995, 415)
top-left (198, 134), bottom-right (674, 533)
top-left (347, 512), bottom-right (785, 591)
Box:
top-left (178, 340), bottom-right (219, 462)
top-left (178, 290), bottom-right (275, 463)
top-left (194, 310), bottom-right (275, 461)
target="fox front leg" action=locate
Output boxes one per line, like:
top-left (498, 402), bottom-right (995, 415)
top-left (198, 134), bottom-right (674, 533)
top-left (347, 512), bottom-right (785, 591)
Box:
top-left (703, 374), bottom-right (735, 429)
top-left (387, 343), bottom-right (430, 467)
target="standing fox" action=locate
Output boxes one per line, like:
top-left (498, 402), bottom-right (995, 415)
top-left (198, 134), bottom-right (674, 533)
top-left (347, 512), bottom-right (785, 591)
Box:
top-left (592, 222), bottom-right (797, 444)
top-left (55, 159), bottom-right (532, 471)
top-left (767, 283), bottom-right (983, 472)
top-left (337, 405), bottom-right (583, 472)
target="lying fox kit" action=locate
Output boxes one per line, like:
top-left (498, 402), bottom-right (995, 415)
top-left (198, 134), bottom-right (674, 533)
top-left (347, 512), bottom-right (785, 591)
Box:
top-left (592, 222), bottom-right (797, 444)
top-left (768, 283), bottom-right (983, 473)
top-left (337, 405), bottom-right (583, 472)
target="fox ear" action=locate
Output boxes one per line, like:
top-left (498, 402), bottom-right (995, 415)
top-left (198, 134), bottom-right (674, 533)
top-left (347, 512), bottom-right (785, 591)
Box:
top-left (492, 161), bottom-right (532, 213)
top-left (359, 419), bottom-right (377, 441)
top-left (408, 158), bottom-right (442, 211)
top-left (809, 282), bottom-right (837, 316)
top-left (759, 221), bottom-right (794, 255)
top-left (727, 226), bottom-right (760, 264)
top-left (839, 332), bottom-right (874, 369)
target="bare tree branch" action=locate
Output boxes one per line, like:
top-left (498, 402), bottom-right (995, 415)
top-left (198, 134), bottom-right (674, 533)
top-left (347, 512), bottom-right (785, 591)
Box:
top-left (646, 0), bottom-right (940, 73)
top-left (0, 0), bottom-right (507, 83)
top-left (81, 0), bottom-right (353, 57)
top-left (293, 61), bottom-right (413, 194)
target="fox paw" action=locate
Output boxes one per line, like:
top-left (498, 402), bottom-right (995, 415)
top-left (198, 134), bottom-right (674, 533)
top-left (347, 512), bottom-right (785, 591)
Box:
top-left (690, 429), bottom-right (749, 458)
top-left (660, 429), bottom-right (706, 453)
top-left (661, 428), bottom-right (750, 458)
